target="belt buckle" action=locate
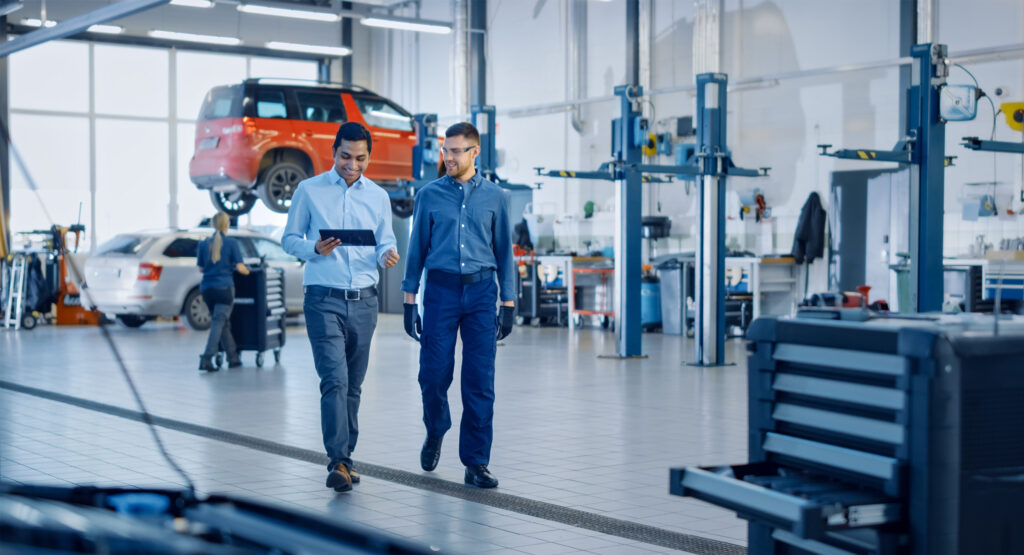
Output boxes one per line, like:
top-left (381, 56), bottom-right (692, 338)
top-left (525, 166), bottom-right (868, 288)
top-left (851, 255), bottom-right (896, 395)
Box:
top-left (344, 289), bottom-right (360, 301)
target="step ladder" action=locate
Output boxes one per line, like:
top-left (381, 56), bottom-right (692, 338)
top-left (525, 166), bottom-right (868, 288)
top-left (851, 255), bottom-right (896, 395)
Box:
top-left (3, 254), bottom-right (28, 329)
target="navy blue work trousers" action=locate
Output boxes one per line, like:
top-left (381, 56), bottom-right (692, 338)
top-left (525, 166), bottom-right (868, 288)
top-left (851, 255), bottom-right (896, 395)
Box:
top-left (419, 275), bottom-right (498, 466)
top-left (304, 288), bottom-right (379, 471)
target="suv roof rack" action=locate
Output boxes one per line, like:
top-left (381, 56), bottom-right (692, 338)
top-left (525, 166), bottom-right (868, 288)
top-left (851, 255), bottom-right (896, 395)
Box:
top-left (244, 78), bottom-right (373, 94)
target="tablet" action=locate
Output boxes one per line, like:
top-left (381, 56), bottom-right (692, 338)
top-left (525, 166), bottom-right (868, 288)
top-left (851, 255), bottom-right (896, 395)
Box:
top-left (318, 229), bottom-right (377, 246)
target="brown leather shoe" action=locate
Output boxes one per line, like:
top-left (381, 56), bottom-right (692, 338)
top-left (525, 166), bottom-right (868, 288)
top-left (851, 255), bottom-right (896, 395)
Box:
top-left (326, 464), bottom-right (352, 492)
top-left (349, 467), bottom-right (360, 484)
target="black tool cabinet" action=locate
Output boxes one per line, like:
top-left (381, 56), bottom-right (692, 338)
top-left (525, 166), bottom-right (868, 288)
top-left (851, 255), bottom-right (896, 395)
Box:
top-left (671, 315), bottom-right (1024, 554)
top-left (227, 265), bottom-right (285, 367)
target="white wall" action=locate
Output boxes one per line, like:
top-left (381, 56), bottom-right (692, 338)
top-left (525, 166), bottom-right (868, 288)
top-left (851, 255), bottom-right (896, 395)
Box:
top-left (365, 0), bottom-right (1024, 296)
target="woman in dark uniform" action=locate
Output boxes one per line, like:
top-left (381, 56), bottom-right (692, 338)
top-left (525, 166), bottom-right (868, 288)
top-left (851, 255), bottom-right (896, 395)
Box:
top-left (196, 211), bottom-right (249, 371)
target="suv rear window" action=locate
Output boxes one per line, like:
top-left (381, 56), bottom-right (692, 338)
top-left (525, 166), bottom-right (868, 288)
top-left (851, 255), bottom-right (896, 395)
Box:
top-left (198, 85), bottom-right (243, 121)
top-left (353, 96), bottom-right (413, 131)
top-left (95, 235), bottom-right (152, 256)
top-left (163, 238), bottom-right (199, 258)
top-left (296, 90), bottom-right (347, 123)
top-left (256, 89), bottom-right (288, 118)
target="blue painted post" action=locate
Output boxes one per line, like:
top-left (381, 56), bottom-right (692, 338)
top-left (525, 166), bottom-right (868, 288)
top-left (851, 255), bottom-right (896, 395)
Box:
top-left (613, 85), bottom-right (643, 358)
top-left (908, 44), bottom-right (946, 313)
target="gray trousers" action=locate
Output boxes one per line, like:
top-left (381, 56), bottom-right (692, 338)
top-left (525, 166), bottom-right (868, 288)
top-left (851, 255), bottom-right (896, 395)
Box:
top-left (303, 288), bottom-right (379, 471)
top-left (201, 287), bottom-right (237, 359)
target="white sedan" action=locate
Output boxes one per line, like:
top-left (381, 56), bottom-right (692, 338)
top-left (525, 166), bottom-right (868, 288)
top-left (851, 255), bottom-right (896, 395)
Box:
top-left (83, 228), bottom-right (304, 329)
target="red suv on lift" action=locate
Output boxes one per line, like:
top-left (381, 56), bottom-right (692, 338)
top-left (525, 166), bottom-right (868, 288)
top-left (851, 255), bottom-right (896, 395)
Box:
top-left (190, 79), bottom-right (418, 215)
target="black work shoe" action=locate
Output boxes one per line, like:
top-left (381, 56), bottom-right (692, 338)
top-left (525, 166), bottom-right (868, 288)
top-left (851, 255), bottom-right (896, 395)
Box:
top-left (227, 358), bottom-right (242, 368)
top-left (420, 435), bottom-right (443, 472)
top-left (326, 464), bottom-right (353, 492)
top-left (198, 355), bottom-right (217, 372)
top-left (349, 467), bottom-right (360, 484)
top-left (464, 464), bottom-right (498, 488)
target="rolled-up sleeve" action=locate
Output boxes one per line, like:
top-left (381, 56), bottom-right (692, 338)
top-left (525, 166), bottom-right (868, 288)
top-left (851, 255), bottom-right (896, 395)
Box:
top-left (401, 189), bottom-right (431, 294)
top-left (282, 184), bottom-right (318, 261)
top-left (375, 192), bottom-right (398, 267)
top-left (493, 192), bottom-right (516, 303)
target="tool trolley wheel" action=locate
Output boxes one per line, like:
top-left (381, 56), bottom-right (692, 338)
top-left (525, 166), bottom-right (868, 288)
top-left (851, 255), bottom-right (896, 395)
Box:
top-left (256, 352), bottom-right (265, 367)
top-left (21, 313), bottom-right (36, 330)
top-left (273, 349), bottom-right (281, 364)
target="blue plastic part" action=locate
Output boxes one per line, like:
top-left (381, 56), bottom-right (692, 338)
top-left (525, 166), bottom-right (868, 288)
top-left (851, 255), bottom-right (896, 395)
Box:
top-left (107, 493), bottom-right (171, 516)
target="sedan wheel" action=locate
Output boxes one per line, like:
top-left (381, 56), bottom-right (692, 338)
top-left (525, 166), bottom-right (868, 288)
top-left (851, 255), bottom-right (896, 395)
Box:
top-left (259, 162), bottom-right (307, 213)
top-left (184, 289), bottom-right (211, 330)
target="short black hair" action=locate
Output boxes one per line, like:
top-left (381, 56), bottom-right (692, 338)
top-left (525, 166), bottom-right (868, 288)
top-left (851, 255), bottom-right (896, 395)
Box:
top-left (445, 122), bottom-right (480, 144)
top-left (334, 121), bottom-right (372, 153)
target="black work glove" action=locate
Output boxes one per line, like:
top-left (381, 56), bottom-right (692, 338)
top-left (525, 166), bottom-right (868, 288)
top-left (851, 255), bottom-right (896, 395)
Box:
top-left (496, 305), bottom-right (515, 341)
top-left (403, 303), bottom-right (422, 342)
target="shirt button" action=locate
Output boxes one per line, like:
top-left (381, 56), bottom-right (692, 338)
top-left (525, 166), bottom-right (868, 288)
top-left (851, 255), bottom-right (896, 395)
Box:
top-left (461, 244), bottom-right (465, 248)
top-left (462, 204), bottom-right (466, 208)
top-left (461, 262), bottom-right (465, 266)
top-left (461, 224), bottom-right (465, 227)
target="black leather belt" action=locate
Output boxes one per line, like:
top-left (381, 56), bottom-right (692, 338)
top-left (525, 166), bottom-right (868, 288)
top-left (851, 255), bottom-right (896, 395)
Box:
top-left (427, 268), bottom-right (495, 286)
top-left (304, 285), bottom-right (378, 300)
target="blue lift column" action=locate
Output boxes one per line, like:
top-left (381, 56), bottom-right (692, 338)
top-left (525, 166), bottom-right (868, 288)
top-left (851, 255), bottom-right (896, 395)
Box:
top-left (908, 43), bottom-right (946, 313)
top-left (694, 73), bottom-right (728, 366)
top-left (471, 105), bottom-right (498, 181)
top-left (614, 85), bottom-right (644, 358)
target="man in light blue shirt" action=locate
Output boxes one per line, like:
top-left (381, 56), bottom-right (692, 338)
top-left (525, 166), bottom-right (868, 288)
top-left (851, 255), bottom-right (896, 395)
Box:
top-left (282, 122), bottom-right (399, 493)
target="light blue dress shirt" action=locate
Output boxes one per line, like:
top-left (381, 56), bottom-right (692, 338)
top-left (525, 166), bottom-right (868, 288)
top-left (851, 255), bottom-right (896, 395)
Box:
top-left (282, 168), bottom-right (397, 290)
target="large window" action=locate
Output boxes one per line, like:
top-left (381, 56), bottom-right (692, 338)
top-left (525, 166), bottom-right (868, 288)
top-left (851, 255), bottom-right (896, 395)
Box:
top-left (10, 41), bottom-right (319, 249)
top-left (94, 45), bottom-right (169, 118)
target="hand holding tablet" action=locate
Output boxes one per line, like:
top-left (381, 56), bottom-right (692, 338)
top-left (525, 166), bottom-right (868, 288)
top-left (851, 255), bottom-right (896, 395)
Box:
top-left (318, 229), bottom-right (377, 246)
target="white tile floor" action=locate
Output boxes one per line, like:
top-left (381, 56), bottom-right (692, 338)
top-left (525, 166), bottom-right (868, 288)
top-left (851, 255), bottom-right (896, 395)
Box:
top-left (0, 315), bottom-right (752, 553)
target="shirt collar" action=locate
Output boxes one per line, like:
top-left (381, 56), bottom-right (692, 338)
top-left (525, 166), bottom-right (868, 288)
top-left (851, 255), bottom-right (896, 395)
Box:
top-left (447, 173), bottom-right (481, 189)
top-left (330, 167), bottom-right (364, 189)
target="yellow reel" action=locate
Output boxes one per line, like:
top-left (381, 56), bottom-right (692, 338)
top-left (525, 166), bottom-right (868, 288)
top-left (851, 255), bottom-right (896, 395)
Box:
top-left (1002, 102), bottom-right (1024, 132)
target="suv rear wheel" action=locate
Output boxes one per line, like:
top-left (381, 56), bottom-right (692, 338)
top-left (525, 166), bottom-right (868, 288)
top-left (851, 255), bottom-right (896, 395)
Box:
top-left (183, 288), bottom-right (211, 330)
top-left (210, 190), bottom-right (257, 217)
top-left (258, 162), bottom-right (307, 213)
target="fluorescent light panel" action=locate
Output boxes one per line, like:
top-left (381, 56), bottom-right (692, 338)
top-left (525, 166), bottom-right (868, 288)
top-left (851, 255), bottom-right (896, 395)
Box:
top-left (238, 3), bottom-right (340, 22)
top-left (265, 41), bottom-right (350, 56)
top-left (21, 18), bottom-right (57, 27)
top-left (148, 30), bottom-right (241, 45)
top-left (170, 0), bottom-right (213, 7)
top-left (360, 16), bottom-right (451, 35)
top-left (87, 24), bottom-right (124, 34)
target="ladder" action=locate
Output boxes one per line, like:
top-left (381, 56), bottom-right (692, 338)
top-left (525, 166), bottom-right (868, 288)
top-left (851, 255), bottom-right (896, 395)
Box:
top-left (3, 254), bottom-right (27, 329)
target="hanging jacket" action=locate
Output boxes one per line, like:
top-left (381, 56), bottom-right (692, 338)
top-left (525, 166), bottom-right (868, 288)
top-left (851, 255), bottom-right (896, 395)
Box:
top-left (791, 192), bottom-right (826, 264)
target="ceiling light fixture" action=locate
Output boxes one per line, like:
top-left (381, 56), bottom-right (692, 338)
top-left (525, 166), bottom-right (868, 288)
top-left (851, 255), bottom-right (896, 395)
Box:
top-left (360, 16), bottom-right (451, 35)
top-left (238, 3), bottom-right (340, 22)
top-left (21, 18), bottom-right (57, 27)
top-left (169, 0), bottom-right (213, 8)
top-left (87, 24), bottom-right (124, 34)
top-left (265, 41), bottom-right (351, 56)
top-left (148, 29), bottom-right (241, 45)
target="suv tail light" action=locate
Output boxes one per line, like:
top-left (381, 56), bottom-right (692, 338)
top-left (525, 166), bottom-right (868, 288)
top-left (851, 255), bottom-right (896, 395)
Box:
top-left (137, 263), bottom-right (162, 281)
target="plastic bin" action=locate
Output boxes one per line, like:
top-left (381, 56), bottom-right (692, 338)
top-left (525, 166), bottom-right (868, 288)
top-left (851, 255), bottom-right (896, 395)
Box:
top-left (658, 259), bottom-right (684, 335)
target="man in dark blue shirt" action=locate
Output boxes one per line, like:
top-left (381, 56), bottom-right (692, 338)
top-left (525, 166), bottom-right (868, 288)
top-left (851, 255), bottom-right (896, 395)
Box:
top-left (402, 122), bottom-right (515, 488)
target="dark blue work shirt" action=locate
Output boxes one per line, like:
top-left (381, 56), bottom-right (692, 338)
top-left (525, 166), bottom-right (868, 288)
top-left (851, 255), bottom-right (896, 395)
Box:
top-left (196, 234), bottom-right (243, 291)
top-left (402, 174), bottom-right (515, 302)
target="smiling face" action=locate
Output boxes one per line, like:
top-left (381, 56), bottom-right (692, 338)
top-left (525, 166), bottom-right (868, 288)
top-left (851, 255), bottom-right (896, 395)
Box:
top-left (442, 134), bottom-right (479, 182)
top-left (333, 139), bottom-right (370, 185)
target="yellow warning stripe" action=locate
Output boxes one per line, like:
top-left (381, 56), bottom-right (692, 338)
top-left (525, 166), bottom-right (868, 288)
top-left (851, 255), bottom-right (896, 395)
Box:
top-left (857, 150), bottom-right (876, 159)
